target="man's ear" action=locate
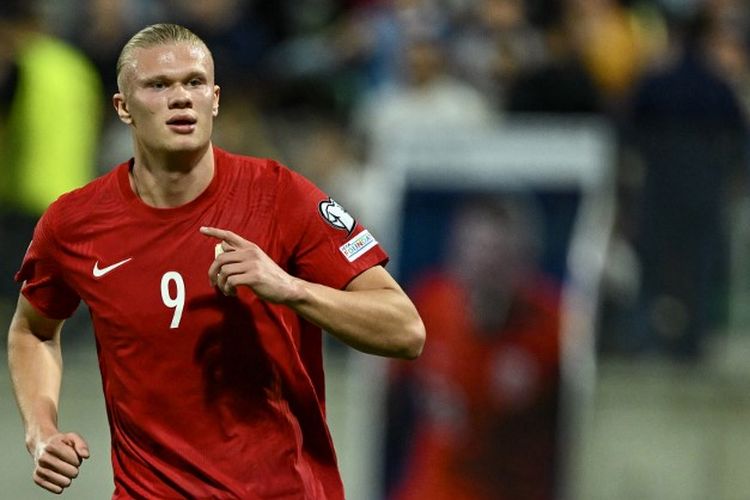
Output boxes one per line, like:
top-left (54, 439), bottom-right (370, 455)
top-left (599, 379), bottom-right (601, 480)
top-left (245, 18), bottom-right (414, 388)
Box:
top-left (113, 93), bottom-right (133, 125)
top-left (212, 85), bottom-right (220, 117)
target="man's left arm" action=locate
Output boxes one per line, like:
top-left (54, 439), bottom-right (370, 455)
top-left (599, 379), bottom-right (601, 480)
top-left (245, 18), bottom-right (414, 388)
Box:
top-left (201, 226), bottom-right (425, 359)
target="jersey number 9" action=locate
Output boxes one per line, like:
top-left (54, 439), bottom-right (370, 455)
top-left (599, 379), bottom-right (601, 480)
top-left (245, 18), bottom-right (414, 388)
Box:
top-left (161, 271), bottom-right (185, 329)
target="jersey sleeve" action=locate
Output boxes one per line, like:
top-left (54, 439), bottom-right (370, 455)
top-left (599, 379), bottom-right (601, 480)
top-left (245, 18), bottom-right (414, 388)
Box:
top-left (15, 206), bottom-right (81, 319)
top-left (276, 163), bottom-right (389, 290)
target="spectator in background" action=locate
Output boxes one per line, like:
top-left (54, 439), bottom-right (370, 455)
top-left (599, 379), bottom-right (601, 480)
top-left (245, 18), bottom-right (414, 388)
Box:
top-left (388, 196), bottom-right (561, 500)
top-left (703, 0), bottom-right (750, 119)
top-left (354, 32), bottom-right (492, 152)
top-left (334, 0), bottom-right (410, 93)
top-left (450, 0), bottom-right (546, 110)
top-left (627, 6), bottom-right (747, 359)
top-left (289, 0), bottom-right (454, 111)
top-left (0, 1), bottom-right (103, 307)
top-left (506, 10), bottom-right (602, 114)
top-left (566, 0), bottom-right (658, 111)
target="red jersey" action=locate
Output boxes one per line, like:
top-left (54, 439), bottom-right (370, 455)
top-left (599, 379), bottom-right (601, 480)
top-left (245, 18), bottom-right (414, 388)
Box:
top-left (16, 147), bottom-right (388, 499)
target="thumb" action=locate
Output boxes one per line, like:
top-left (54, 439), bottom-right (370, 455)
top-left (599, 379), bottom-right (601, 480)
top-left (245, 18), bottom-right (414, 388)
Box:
top-left (63, 433), bottom-right (90, 460)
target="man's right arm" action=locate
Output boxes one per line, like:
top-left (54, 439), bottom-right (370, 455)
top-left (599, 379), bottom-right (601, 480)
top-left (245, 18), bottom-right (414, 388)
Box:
top-left (8, 294), bottom-right (89, 494)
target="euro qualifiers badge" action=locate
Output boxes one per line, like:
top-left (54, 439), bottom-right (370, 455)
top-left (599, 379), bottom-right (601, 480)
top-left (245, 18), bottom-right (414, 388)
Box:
top-left (318, 198), bottom-right (356, 235)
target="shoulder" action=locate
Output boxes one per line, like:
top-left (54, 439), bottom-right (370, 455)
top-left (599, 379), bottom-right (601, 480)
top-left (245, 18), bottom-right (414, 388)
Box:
top-left (216, 147), bottom-right (314, 193)
top-left (44, 168), bottom-right (121, 233)
top-left (217, 148), bottom-right (285, 177)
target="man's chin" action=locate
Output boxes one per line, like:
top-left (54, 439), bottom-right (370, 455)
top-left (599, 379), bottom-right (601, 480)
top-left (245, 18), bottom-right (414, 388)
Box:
top-left (160, 138), bottom-right (209, 155)
top-left (137, 133), bottom-right (212, 160)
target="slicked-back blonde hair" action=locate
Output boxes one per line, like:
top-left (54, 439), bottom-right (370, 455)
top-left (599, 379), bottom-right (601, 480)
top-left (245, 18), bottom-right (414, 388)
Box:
top-left (116, 23), bottom-right (212, 91)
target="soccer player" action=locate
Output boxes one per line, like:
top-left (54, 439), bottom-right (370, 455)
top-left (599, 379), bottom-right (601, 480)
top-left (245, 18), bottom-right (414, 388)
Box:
top-left (389, 197), bottom-right (560, 500)
top-left (7, 23), bottom-right (425, 499)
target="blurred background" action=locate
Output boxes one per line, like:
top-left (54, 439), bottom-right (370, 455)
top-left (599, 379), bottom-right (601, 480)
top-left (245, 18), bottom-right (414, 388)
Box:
top-left (2, 0), bottom-right (750, 498)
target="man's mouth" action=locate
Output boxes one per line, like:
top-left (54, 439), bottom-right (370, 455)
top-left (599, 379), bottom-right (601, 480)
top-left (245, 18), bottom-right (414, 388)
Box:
top-left (166, 116), bottom-right (197, 133)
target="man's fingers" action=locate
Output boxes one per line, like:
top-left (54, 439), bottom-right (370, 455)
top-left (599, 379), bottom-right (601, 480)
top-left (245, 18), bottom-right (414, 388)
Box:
top-left (37, 453), bottom-right (79, 478)
top-left (32, 470), bottom-right (64, 494)
top-left (217, 263), bottom-right (246, 280)
top-left (30, 433), bottom-right (87, 493)
top-left (208, 253), bottom-right (239, 278)
top-left (217, 264), bottom-right (248, 296)
top-left (207, 251), bottom-right (248, 287)
top-left (208, 259), bottom-right (223, 286)
top-left (35, 465), bottom-right (74, 488)
top-left (45, 440), bottom-right (82, 466)
top-left (200, 226), bottom-right (246, 247)
top-left (64, 433), bottom-right (90, 460)
top-left (213, 264), bottom-right (244, 296)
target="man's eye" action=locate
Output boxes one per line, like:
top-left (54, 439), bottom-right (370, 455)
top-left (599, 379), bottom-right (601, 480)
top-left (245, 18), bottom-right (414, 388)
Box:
top-left (151, 81), bottom-right (165, 89)
top-left (189, 79), bottom-right (203, 87)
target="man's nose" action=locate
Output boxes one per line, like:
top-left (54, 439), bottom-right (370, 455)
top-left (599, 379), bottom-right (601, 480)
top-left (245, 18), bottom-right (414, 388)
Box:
top-left (168, 85), bottom-right (192, 108)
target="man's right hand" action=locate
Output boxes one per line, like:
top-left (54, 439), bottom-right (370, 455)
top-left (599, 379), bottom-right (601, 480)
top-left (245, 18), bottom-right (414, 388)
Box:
top-left (30, 432), bottom-right (89, 494)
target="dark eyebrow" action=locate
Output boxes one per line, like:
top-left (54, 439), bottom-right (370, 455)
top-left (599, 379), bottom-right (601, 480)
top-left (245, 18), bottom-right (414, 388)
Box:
top-left (139, 75), bottom-right (168, 86)
top-left (139, 70), bottom-right (208, 86)
top-left (184, 71), bottom-right (208, 81)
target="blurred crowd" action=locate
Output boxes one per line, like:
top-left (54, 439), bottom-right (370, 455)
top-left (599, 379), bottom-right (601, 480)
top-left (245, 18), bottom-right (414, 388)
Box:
top-left (2, 0), bottom-right (746, 171)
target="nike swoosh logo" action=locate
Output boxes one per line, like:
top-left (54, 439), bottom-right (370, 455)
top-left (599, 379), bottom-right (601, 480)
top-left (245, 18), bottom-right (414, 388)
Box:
top-left (93, 257), bottom-right (133, 278)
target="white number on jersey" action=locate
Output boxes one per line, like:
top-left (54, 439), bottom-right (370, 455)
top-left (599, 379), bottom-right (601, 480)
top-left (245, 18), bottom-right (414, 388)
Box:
top-left (160, 271), bottom-right (185, 329)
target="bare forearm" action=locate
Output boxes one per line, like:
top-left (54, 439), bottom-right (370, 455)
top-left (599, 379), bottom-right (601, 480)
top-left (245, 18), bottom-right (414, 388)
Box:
top-left (8, 322), bottom-right (63, 451)
top-left (200, 227), bottom-right (426, 358)
top-left (9, 297), bottom-right (88, 494)
top-left (288, 278), bottom-right (425, 359)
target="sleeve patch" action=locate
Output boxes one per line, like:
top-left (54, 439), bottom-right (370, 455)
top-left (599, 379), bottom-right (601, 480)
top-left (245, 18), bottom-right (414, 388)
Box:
top-left (339, 230), bottom-right (378, 262)
top-left (319, 197), bottom-right (356, 234)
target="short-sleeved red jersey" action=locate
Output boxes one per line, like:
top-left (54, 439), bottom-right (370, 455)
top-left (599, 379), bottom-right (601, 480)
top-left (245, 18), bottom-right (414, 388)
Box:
top-left (16, 147), bottom-right (388, 499)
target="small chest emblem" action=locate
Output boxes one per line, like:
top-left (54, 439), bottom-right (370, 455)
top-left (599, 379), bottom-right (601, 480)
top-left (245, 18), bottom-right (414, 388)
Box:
top-left (93, 257), bottom-right (133, 278)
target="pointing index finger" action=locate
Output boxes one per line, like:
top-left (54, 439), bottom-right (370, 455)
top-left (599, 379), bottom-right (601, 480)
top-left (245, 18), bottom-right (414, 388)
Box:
top-left (200, 226), bottom-right (245, 247)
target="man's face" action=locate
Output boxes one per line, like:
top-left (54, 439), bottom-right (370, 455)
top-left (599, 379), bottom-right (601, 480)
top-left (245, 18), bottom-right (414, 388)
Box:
top-left (113, 42), bottom-right (220, 156)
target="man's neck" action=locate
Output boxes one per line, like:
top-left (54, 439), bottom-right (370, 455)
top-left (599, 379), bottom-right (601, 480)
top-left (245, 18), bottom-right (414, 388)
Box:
top-left (130, 145), bottom-right (215, 208)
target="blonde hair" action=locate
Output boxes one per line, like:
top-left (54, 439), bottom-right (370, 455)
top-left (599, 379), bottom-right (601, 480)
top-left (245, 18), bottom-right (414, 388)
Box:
top-left (116, 23), bottom-right (211, 91)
